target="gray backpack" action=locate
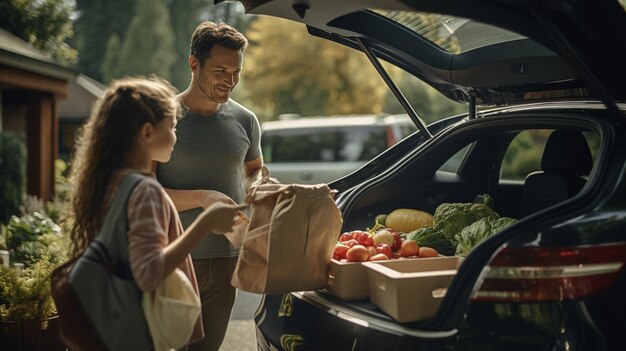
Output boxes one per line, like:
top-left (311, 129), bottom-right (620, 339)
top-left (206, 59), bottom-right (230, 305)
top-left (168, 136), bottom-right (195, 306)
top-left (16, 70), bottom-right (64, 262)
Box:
top-left (51, 173), bottom-right (152, 351)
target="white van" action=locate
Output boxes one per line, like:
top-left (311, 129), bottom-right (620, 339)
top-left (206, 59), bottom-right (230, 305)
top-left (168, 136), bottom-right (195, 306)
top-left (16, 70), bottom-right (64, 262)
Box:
top-left (261, 114), bottom-right (417, 184)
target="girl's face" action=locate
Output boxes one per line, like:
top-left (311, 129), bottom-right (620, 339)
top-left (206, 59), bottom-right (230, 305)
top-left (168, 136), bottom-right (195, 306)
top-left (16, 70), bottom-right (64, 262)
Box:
top-left (149, 110), bottom-right (178, 163)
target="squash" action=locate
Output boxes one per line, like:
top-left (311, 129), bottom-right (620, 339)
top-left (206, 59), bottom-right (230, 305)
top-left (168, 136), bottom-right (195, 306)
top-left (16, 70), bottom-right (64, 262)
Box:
top-left (385, 209), bottom-right (433, 233)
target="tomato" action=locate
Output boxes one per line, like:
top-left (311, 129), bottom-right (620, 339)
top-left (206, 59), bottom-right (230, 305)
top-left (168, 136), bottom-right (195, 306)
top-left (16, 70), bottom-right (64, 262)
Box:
top-left (369, 253), bottom-right (389, 261)
top-left (400, 240), bottom-right (419, 257)
top-left (332, 243), bottom-right (350, 260)
top-left (341, 239), bottom-right (359, 248)
top-left (338, 232), bottom-right (354, 242)
top-left (353, 231), bottom-right (374, 247)
top-left (391, 232), bottom-right (402, 251)
top-left (361, 235), bottom-right (374, 247)
top-left (366, 246), bottom-right (378, 258)
top-left (376, 243), bottom-right (393, 259)
top-left (418, 246), bottom-right (439, 258)
top-left (346, 245), bottom-right (369, 262)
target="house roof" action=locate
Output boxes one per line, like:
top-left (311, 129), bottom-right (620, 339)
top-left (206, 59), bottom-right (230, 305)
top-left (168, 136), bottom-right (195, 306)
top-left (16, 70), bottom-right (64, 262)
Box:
top-left (0, 27), bottom-right (77, 81)
top-left (59, 74), bottom-right (105, 119)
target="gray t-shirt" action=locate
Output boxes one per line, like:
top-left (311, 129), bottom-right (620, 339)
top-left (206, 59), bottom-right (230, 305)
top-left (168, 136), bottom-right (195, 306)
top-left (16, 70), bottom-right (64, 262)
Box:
top-left (156, 99), bottom-right (261, 259)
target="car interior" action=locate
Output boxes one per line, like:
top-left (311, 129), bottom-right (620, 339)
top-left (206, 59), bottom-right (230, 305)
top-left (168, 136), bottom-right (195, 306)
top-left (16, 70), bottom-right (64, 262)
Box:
top-left (517, 130), bottom-right (593, 218)
top-left (340, 114), bottom-right (602, 233)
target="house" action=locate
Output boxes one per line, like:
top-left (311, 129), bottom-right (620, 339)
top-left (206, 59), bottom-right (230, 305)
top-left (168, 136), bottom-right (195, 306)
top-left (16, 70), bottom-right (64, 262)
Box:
top-left (0, 28), bottom-right (103, 202)
top-left (58, 74), bottom-right (104, 161)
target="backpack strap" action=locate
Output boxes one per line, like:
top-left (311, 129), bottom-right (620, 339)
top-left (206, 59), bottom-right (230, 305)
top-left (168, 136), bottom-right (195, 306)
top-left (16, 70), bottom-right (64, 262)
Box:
top-left (94, 172), bottom-right (146, 264)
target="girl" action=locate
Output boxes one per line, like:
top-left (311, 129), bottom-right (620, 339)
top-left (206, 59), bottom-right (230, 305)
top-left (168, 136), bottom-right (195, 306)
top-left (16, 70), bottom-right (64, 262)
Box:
top-left (67, 76), bottom-right (245, 346)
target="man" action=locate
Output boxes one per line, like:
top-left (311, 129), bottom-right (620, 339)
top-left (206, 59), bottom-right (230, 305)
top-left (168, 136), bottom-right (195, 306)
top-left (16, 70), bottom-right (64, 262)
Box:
top-left (156, 21), bottom-right (263, 351)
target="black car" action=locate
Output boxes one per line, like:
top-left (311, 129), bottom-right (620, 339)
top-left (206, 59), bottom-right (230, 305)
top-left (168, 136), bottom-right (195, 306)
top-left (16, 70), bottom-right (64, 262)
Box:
top-left (222, 0), bottom-right (626, 350)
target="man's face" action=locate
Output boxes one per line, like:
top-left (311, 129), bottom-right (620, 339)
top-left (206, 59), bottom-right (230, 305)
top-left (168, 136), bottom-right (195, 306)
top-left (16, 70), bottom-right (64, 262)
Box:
top-left (194, 45), bottom-right (243, 104)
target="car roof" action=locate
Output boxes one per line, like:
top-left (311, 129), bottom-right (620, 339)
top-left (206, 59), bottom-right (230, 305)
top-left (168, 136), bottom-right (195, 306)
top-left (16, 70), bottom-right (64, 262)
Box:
top-left (235, 0), bottom-right (626, 108)
top-left (261, 114), bottom-right (413, 131)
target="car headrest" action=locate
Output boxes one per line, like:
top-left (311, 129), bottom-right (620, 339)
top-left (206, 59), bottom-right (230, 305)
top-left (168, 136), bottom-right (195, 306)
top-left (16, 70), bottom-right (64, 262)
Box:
top-left (541, 131), bottom-right (593, 175)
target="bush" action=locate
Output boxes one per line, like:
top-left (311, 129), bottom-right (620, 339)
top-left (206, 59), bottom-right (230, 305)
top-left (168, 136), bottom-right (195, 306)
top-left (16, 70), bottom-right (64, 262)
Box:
top-left (0, 132), bottom-right (27, 225)
top-left (0, 256), bottom-right (57, 321)
top-left (0, 208), bottom-right (68, 322)
top-left (5, 212), bottom-right (65, 268)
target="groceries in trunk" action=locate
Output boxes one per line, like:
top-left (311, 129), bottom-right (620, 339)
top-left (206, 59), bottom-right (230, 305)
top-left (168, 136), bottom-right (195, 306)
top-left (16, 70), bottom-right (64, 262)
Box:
top-left (327, 194), bottom-right (518, 321)
top-left (332, 194), bottom-right (517, 262)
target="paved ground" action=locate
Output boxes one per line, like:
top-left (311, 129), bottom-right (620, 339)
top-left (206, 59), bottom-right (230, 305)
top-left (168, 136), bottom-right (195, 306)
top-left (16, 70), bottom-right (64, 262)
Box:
top-left (220, 291), bottom-right (262, 351)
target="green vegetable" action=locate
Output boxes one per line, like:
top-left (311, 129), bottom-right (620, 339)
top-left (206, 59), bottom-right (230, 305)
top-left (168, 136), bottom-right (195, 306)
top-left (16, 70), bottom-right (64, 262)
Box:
top-left (455, 217), bottom-right (518, 257)
top-left (432, 194), bottom-right (499, 244)
top-left (375, 214), bottom-right (388, 226)
top-left (406, 227), bottom-right (456, 256)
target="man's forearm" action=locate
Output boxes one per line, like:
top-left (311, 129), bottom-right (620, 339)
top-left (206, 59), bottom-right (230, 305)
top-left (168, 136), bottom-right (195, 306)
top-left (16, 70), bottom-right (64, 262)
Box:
top-left (165, 188), bottom-right (236, 212)
top-left (244, 168), bottom-right (262, 191)
top-left (164, 188), bottom-right (203, 212)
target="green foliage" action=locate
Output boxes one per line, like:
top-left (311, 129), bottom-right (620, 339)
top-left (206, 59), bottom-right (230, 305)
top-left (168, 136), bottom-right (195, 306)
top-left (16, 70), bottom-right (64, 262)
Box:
top-left (383, 72), bottom-right (467, 124)
top-left (455, 217), bottom-right (517, 257)
top-left (500, 130), bottom-right (546, 180)
top-left (73, 0), bottom-right (138, 81)
top-left (101, 35), bottom-right (122, 83)
top-left (5, 212), bottom-right (65, 267)
top-left (100, 0), bottom-right (176, 82)
top-left (0, 132), bottom-right (26, 225)
top-left (0, 256), bottom-right (57, 321)
top-left (0, 0), bottom-right (78, 64)
top-left (168, 0), bottom-right (205, 90)
top-left (406, 227), bottom-right (456, 256)
top-left (242, 17), bottom-right (391, 121)
top-left (432, 194), bottom-right (499, 244)
top-left (0, 202), bottom-right (69, 321)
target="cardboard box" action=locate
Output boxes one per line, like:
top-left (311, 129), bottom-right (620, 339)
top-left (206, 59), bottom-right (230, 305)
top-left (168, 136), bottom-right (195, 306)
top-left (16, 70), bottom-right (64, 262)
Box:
top-left (362, 256), bottom-right (464, 322)
top-left (327, 259), bottom-right (370, 300)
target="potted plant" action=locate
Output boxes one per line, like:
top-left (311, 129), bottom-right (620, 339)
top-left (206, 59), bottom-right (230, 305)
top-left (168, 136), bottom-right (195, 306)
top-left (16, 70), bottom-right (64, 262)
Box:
top-left (0, 207), bottom-right (68, 351)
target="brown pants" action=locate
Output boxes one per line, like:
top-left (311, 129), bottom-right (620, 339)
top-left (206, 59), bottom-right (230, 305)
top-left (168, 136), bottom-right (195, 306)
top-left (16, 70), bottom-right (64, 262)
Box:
top-left (188, 257), bottom-right (238, 351)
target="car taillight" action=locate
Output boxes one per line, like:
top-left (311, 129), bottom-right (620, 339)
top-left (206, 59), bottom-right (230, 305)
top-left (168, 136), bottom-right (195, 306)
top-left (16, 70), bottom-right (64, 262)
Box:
top-left (471, 243), bottom-right (626, 302)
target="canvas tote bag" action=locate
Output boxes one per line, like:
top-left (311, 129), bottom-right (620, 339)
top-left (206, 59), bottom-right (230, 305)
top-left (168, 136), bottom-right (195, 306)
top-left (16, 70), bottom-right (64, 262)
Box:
top-left (142, 268), bottom-right (201, 351)
top-left (231, 165), bottom-right (343, 293)
top-left (51, 173), bottom-right (152, 351)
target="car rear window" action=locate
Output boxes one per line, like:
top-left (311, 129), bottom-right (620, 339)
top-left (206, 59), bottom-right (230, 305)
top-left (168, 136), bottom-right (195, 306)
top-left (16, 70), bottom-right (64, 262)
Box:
top-left (262, 126), bottom-right (389, 162)
top-left (500, 129), bottom-right (600, 180)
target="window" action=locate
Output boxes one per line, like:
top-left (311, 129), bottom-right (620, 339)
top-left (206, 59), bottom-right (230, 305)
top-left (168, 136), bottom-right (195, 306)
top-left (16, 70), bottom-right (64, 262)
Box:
top-left (439, 144), bottom-right (471, 173)
top-left (262, 126), bottom-right (389, 163)
top-left (500, 129), bottom-right (600, 181)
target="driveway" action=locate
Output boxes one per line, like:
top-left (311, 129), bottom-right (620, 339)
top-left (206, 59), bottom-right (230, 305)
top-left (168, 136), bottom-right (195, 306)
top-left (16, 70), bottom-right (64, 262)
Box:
top-left (220, 290), bottom-right (262, 351)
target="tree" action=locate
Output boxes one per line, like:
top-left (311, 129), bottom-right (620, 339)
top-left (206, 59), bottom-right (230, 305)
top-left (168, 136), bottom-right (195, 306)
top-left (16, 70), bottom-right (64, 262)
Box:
top-left (241, 17), bottom-right (389, 121)
top-left (382, 74), bottom-right (467, 124)
top-left (0, 0), bottom-right (77, 64)
top-left (101, 0), bottom-right (176, 82)
top-left (72, 0), bottom-right (137, 81)
top-left (100, 35), bottom-right (122, 83)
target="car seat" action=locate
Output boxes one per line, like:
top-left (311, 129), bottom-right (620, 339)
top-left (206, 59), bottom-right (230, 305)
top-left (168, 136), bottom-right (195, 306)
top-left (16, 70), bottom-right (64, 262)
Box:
top-left (518, 130), bottom-right (593, 217)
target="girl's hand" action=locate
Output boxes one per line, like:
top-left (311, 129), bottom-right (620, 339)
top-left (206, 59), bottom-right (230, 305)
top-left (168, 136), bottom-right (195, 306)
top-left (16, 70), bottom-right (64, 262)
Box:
top-left (198, 202), bottom-right (249, 234)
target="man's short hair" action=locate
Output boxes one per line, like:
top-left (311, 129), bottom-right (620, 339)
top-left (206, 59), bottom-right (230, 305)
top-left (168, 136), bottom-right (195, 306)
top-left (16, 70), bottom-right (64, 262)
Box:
top-left (190, 21), bottom-right (248, 65)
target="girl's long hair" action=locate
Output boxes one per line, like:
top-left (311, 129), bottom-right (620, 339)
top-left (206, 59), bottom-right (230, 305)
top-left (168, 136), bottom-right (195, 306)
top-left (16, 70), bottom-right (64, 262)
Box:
top-left (68, 76), bottom-right (178, 257)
